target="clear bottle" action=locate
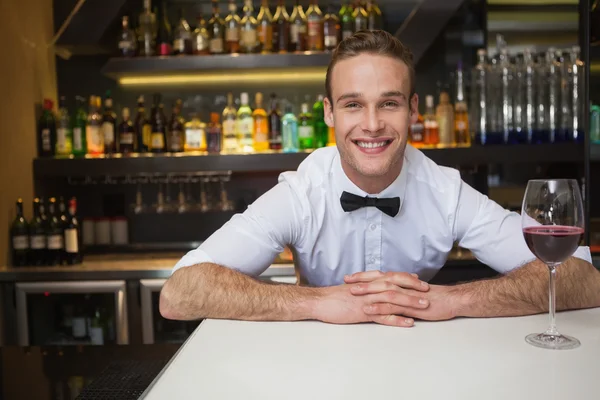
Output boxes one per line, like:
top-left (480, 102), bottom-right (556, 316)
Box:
top-left (423, 95), bottom-right (439, 146)
top-left (138, 0), bottom-right (157, 56)
top-left (290, 0), bottom-right (308, 52)
top-left (436, 92), bottom-right (455, 147)
top-left (253, 92), bottom-right (270, 151)
top-left (184, 113), bottom-right (207, 151)
top-left (193, 14), bottom-right (210, 55)
top-left (313, 95), bottom-right (328, 148)
top-left (272, 0), bottom-right (290, 53)
top-left (102, 94), bottom-right (117, 155)
top-left (323, 5), bottom-right (340, 51)
top-left (306, 0), bottom-right (324, 51)
top-left (268, 94), bottom-right (283, 150)
top-left (353, 0), bottom-right (368, 32)
top-left (298, 103), bottom-right (315, 149)
top-left (173, 8), bottom-right (193, 55)
top-left (56, 96), bottom-right (73, 156)
top-left (512, 53), bottom-right (526, 143)
top-left (225, 0), bottom-right (241, 53)
top-left (237, 92), bottom-right (254, 152)
top-left (118, 16), bottom-right (137, 57)
top-left (206, 112), bottom-right (223, 153)
top-left (240, 0), bottom-right (259, 53)
top-left (208, 1), bottom-right (226, 54)
top-left (118, 107), bottom-right (135, 155)
top-left (521, 49), bottom-right (537, 144)
top-left (282, 104), bottom-right (299, 152)
top-left (366, 0), bottom-right (382, 30)
top-left (168, 100), bottom-right (185, 152)
top-left (339, 0), bottom-right (355, 40)
top-left (222, 93), bottom-right (239, 152)
top-left (86, 96), bottom-right (104, 156)
top-left (494, 45), bottom-right (515, 144)
top-left (454, 62), bottom-right (470, 146)
top-left (568, 46), bottom-right (584, 142)
top-left (545, 48), bottom-right (561, 143)
top-left (71, 96), bottom-right (87, 156)
top-left (257, 0), bottom-right (273, 53)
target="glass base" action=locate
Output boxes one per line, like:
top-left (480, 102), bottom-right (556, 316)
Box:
top-left (525, 332), bottom-right (581, 350)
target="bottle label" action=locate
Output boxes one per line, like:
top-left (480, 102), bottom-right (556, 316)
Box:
top-left (223, 119), bottom-right (236, 135)
top-left (307, 21), bottom-right (322, 38)
top-left (41, 128), bottom-right (51, 151)
top-left (290, 25), bottom-right (299, 43)
top-left (47, 234), bottom-right (63, 250)
top-left (120, 132), bottom-right (134, 145)
top-left (72, 317), bottom-right (87, 338)
top-left (240, 29), bottom-right (258, 47)
top-left (64, 228), bottom-right (78, 253)
top-left (255, 122), bottom-right (269, 144)
top-left (31, 235), bottom-right (46, 249)
top-left (73, 127), bottom-right (83, 151)
top-left (102, 122), bottom-right (115, 145)
top-left (174, 38), bottom-right (185, 53)
top-left (118, 40), bottom-right (134, 50)
top-left (424, 120), bottom-right (438, 129)
top-left (151, 133), bottom-right (165, 149)
top-left (185, 128), bottom-right (204, 150)
top-left (86, 125), bottom-right (103, 153)
top-left (90, 326), bottom-right (104, 345)
top-left (226, 27), bottom-right (239, 42)
top-left (456, 121), bottom-right (467, 131)
top-left (143, 124), bottom-right (152, 147)
top-left (170, 130), bottom-right (185, 151)
top-left (237, 117), bottom-right (254, 137)
top-left (56, 128), bottom-right (70, 154)
top-left (12, 235), bottom-right (29, 250)
top-left (325, 35), bottom-right (337, 48)
top-left (410, 123), bottom-right (424, 142)
top-left (206, 129), bottom-right (222, 152)
top-left (342, 30), bottom-right (353, 40)
top-left (299, 125), bottom-right (314, 139)
top-left (210, 38), bottom-right (224, 53)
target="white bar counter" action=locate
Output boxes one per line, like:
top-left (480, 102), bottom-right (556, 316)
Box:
top-left (142, 308), bottom-right (600, 399)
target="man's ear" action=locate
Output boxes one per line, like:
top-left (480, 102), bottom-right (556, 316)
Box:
top-left (324, 96), bottom-right (334, 128)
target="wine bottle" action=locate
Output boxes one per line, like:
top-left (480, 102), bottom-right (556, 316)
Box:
top-left (64, 197), bottom-right (82, 265)
top-left (11, 198), bottom-right (29, 267)
top-left (28, 198), bottom-right (47, 266)
top-left (46, 197), bottom-right (64, 266)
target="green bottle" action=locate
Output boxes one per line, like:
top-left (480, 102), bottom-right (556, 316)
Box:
top-left (339, 0), bottom-right (354, 40)
top-left (71, 96), bottom-right (88, 156)
top-left (56, 96), bottom-right (73, 156)
top-left (313, 95), bottom-right (328, 148)
top-left (298, 103), bottom-right (315, 149)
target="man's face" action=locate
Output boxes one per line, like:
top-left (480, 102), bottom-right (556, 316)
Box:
top-left (324, 54), bottom-right (418, 186)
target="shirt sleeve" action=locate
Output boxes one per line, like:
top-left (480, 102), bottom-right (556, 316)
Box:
top-left (172, 180), bottom-right (306, 276)
top-left (452, 181), bottom-right (592, 274)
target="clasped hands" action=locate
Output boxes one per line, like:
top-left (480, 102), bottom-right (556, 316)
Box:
top-left (315, 270), bottom-right (460, 327)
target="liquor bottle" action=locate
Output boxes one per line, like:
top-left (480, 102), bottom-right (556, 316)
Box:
top-left (206, 112), bottom-right (223, 153)
top-left (58, 196), bottom-right (68, 228)
top-left (173, 8), bottom-right (193, 55)
top-left (306, 0), bottom-right (324, 51)
top-left (86, 96), bottom-right (104, 156)
top-left (494, 44), bottom-right (515, 144)
top-left (56, 96), bottom-right (73, 157)
top-left (237, 92), bottom-right (254, 152)
top-left (555, 49), bottom-right (571, 143)
top-left (138, 0), bottom-right (157, 56)
top-left (339, 0), bottom-right (355, 40)
top-left (118, 16), bottom-right (137, 57)
top-left (569, 46), bottom-right (584, 142)
top-left (168, 100), bottom-right (185, 152)
top-left (193, 14), bottom-right (210, 55)
top-left (253, 92), bottom-right (269, 151)
top-left (240, 0), bottom-right (259, 53)
top-left (289, 0), bottom-right (307, 52)
top-left (208, 0), bottom-right (226, 54)
top-left (268, 94), bottom-right (283, 150)
top-left (298, 103), bottom-right (315, 149)
top-left (72, 303), bottom-right (88, 341)
top-left (72, 96), bottom-right (87, 156)
top-left (436, 92), bottom-right (455, 147)
top-left (520, 49), bottom-right (536, 144)
top-left (366, 0), bottom-right (382, 30)
top-left (46, 197), bottom-right (64, 266)
top-left (272, 0), bottom-right (290, 53)
top-left (323, 5), bottom-right (340, 51)
top-left (353, 1), bottom-right (368, 32)
top-left (102, 94), bottom-right (118, 155)
top-left (11, 198), bottom-right (29, 267)
top-left (118, 107), bottom-right (136, 155)
top-left (454, 63), bottom-right (470, 146)
top-left (38, 98), bottom-right (56, 157)
top-left (64, 198), bottom-right (81, 265)
top-left (89, 307), bottom-right (105, 345)
top-left (150, 93), bottom-right (167, 152)
top-left (328, 125), bottom-right (336, 146)
top-left (135, 96), bottom-right (152, 152)
top-left (409, 113), bottom-right (425, 146)
top-left (282, 104), bottom-right (299, 152)
top-left (470, 49), bottom-right (488, 145)
top-left (184, 113), bottom-right (207, 151)
top-left (157, 1), bottom-right (172, 56)
top-left (257, 0), bottom-right (273, 53)
top-left (222, 93), bottom-right (239, 152)
top-left (313, 95), bottom-right (328, 148)
top-left (29, 198), bottom-right (46, 267)
top-left (225, 0), bottom-right (241, 53)
top-left (423, 95), bottom-right (439, 146)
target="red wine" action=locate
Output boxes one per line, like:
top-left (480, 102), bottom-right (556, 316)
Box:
top-left (523, 226), bottom-right (583, 265)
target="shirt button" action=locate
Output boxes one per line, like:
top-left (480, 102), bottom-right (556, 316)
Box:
top-left (370, 224), bottom-right (377, 231)
top-left (370, 257), bottom-right (376, 263)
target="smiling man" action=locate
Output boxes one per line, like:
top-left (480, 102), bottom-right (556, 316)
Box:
top-left (159, 31), bottom-right (600, 327)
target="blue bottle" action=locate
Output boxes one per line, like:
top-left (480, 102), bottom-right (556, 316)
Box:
top-left (282, 104), bottom-right (299, 153)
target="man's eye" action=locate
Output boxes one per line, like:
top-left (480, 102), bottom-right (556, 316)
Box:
top-left (382, 101), bottom-right (399, 108)
top-left (345, 102), bottom-right (360, 108)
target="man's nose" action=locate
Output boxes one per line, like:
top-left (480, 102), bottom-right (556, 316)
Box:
top-left (362, 107), bottom-right (384, 134)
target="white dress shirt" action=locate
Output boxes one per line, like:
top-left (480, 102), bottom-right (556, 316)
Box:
top-left (173, 145), bottom-right (591, 286)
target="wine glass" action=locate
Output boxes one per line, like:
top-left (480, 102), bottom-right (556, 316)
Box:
top-left (521, 179), bottom-right (584, 350)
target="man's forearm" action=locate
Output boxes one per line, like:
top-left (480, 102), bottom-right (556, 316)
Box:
top-left (159, 263), bottom-right (321, 321)
top-left (453, 257), bottom-right (600, 318)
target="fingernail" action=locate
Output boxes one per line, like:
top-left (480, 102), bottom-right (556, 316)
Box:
top-left (411, 273), bottom-right (418, 278)
top-left (419, 298), bottom-right (428, 305)
top-left (405, 318), bottom-right (414, 325)
top-left (421, 281), bottom-right (429, 287)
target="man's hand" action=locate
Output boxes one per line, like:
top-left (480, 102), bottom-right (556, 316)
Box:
top-left (344, 271), bottom-right (461, 322)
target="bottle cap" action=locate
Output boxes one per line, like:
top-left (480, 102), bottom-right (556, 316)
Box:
top-left (43, 98), bottom-right (53, 110)
top-left (317, 94), bottom-right (324, 102)
top-left (105, 97), bottom-right (113, 108)
top-left (122, 107), bottom-right (131, 118)
top-left (425, 95), bottom-right (434, 108)
top-left (255, 92), bottom-right (263, 107)
top-left (240, 92), bottom-right (249, 105)
top-left (301, 103), bottom-right (309, 113)
top-left (210, 112), bottom-right (220, 123)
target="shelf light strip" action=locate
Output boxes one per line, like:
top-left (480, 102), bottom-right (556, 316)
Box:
top-left (118, 68), bottom-right (327, 86)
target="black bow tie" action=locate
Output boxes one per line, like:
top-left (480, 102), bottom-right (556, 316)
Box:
top-left (340, 191), bottom-right (400, 217)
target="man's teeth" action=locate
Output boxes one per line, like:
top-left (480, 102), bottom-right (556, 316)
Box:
top-left (356, 141), bottom-right (388, 149)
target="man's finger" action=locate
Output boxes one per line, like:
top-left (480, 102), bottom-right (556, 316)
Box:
top-left (344, 270), bottom-right (384, 283)
top-left (367, 290), bottom-right (430, 309)
top-left (364, 302), bottom-right (408, 316)
top-left (370, 314), bottom-right (414, 327)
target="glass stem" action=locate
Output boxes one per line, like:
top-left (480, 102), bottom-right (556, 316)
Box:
top-left (546, 265), bottom-right (558, 336)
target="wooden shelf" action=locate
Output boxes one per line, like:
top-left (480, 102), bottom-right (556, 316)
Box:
top-left (33, 144), bottom-right (584, 178)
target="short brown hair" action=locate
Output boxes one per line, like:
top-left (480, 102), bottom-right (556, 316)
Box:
top-left (325, 30), bottom-right (416, 105)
